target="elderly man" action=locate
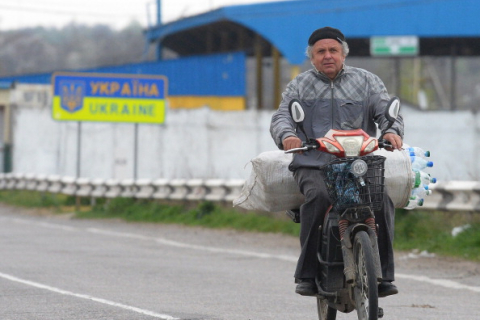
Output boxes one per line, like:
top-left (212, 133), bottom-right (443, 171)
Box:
top-left (270, 26), bottom-right (403, 297)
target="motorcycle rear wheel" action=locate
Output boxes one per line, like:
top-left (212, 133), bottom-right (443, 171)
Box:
top-left (353, 231), bottom-right (379, 320)
top-left (317, 297), bottom-right (337, 320)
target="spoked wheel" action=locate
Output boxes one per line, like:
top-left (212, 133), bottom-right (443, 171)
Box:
top-left (353, 231), bottom-right (379, 320)
top-left (317, 297), bottom-right (337, 320)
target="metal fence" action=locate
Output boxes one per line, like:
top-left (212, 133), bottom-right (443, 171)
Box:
top-left (0, 173), bottom-right (477, 212)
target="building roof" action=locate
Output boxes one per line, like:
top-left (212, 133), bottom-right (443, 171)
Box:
top-left (146, 0), bottom-right (480, 64)
top-left (0, 81), bottom-right (14, 89)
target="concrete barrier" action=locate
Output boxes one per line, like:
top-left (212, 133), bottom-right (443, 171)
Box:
top-left (0, 173), bottom-right (246, 205)
top-left (0, 173), bottom-right (477, 211)
top-left (422, 181), bottom-right (480, 212)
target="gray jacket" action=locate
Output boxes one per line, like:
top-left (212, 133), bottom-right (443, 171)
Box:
top-left (270, 65), bottom-right (404, 171)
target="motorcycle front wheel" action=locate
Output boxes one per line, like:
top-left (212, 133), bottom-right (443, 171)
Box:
top-left (353, 231), bottom-right (379, 320)
top-left (317, 297), bottom-right (337, 320)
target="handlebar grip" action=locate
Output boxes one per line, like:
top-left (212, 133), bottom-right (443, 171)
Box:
top-left (378, 139), bottom-right (392, 149)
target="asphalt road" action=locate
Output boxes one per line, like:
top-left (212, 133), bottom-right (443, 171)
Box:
top-left (0, 204), bottom-right (479, 320)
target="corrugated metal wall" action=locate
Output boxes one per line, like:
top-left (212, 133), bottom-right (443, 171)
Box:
top-left (1, 52), bottom-right (247, 111)
top-left (95, 52), bottom-right (246, 97)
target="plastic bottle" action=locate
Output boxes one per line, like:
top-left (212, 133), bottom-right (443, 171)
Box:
top-left (404, 196), bottom-right (424, 210)
top-left (413, 169), bottom-right (437, 186)
top-left (411, 186), bottom-right (432, 199)
top-left (411, 170), bottom-right (421, 188)
top-left (407, 147), bottom-right (431, 159)
top-left (410, 156), bottom-right (433, 170)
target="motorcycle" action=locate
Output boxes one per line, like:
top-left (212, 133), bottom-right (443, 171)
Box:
top-left (284, 97), bottom-right (401, 320)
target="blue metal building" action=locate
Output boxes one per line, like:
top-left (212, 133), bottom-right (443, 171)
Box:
top-left (2, 0), bottom-right (480, 111)
top-left (147, 0), bottom-right (480, 64)
top-left (0, 52), bottom-right (247, 111)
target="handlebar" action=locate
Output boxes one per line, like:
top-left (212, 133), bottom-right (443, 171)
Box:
top-left (284, 141), bottom-right (319, 154)
top-left (285, 139), bottom-right (395, 154)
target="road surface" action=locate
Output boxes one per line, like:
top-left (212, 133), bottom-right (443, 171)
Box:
top-left (0, 204), bottom-right (479, 320)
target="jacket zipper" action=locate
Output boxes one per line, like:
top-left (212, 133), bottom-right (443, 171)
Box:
top-left (330, 80), bottom-right (334, 129)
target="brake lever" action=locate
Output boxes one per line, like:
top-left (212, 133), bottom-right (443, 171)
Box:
top-left (284, 140), bottom-right (319, 154)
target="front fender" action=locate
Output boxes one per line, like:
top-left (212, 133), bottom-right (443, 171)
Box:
top-left (342, 223), bottom-right (383, 282)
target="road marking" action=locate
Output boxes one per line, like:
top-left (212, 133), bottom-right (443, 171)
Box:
top-left (396, 273), bottom-right (480, 293)
top-left (154, 237), bottom-right (298, 262)
top-left (11, 217), bottom-right (78, 232)
top-left (9, 217), bottom-right (480, 294)
top-left (88, 227), bottom-right (480, 294)
top-left (0, 272), bottom-right (179, 320)
top-left (87, 227), bottom-right (298, 262)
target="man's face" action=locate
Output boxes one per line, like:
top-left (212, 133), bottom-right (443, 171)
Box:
top-left (310, 39), bottom-right (345, 80)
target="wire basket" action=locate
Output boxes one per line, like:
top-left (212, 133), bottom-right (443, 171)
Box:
top-left (319, 155), bottom-right (386, 213)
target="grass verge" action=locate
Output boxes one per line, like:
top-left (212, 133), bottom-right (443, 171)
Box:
top-left (0, 190), bottom-right (300, 236)
top-left (395, 209), bottom-right (480, 260)
top-left (0, 190), bottom-right (479, 261)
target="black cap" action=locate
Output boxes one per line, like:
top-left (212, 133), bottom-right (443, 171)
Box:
top-left (308, 26), bottom-right (346, 46)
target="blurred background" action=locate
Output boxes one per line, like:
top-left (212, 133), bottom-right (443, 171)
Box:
top-left (0, 0), bottom-right (478, 198)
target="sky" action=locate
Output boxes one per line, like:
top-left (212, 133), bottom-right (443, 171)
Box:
top-left (0, 0), bottom-right (289, 31)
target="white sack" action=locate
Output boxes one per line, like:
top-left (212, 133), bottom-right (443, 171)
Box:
top-left (373, 148), bottom-right (413, 208)
top-left (232, 151), bottom-right (304, 212)
top-left (233, 148), bottom-right (413, 212)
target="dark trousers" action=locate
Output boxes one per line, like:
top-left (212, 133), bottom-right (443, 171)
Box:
top-left (293, 168), bottom-right (396, 282)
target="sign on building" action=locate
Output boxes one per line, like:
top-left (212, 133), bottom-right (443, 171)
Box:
top-left (52, 72), bottom-right (168, 124)
top-left (370, 36), bottom-right (419, 56)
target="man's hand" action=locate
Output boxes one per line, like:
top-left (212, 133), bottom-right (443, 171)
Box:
top-left (283, 136), bottom-right (302, 151)
top-left (383, 133), bottom-right (403, 151)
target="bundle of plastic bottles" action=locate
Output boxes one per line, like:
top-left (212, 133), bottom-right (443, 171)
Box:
top-left (403, 146), bottom-right (436, 210)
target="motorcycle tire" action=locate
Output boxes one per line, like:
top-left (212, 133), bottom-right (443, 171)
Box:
top-left (353, 231), bottom-right (379, 320)
top-left (317, 297), bottom-right (337, 320)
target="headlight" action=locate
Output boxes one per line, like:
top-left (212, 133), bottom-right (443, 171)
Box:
top-left (335, 136), bottom-right (363, 156)
top-left (364, 140), bottom-right (377, 153)
top-left (324, 141), bottom-right (340, 153)
top-left (350, 159), bottom-right (368, 177)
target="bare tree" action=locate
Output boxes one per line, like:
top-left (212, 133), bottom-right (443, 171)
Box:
top-left (0, 21), bottom-right (149, 77)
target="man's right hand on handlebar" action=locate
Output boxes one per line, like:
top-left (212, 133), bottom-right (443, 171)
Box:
top-left (283, 136), bottom-right (303, 151)
top-left (382, 132), bottom-right (403, 151)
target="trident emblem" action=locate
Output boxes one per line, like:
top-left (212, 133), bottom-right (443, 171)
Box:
top-left (60, 80), bottom-right (85, 113)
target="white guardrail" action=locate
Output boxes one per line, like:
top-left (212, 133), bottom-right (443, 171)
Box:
top-left (0, 173), bottom-right (478, 212)
top-left (423, 181), bottom-right (480, 212)
top-left (0, 173), bottom-right (245, 203)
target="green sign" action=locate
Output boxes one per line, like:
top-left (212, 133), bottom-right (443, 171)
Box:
top-left (370, 36), bottom-right (419, 56)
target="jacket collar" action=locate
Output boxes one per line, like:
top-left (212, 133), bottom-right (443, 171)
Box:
top-left (312, 63), bottom-right (347, 82)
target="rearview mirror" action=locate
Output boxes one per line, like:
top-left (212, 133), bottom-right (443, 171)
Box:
top-left (288, 99), bottom-right (311, 142)
top-left (385, 96), bottom-right (400, 124)
top-left (381, 96), bottom-right (401, 134)
top-left (289, 99), bottom-right (305, 123)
